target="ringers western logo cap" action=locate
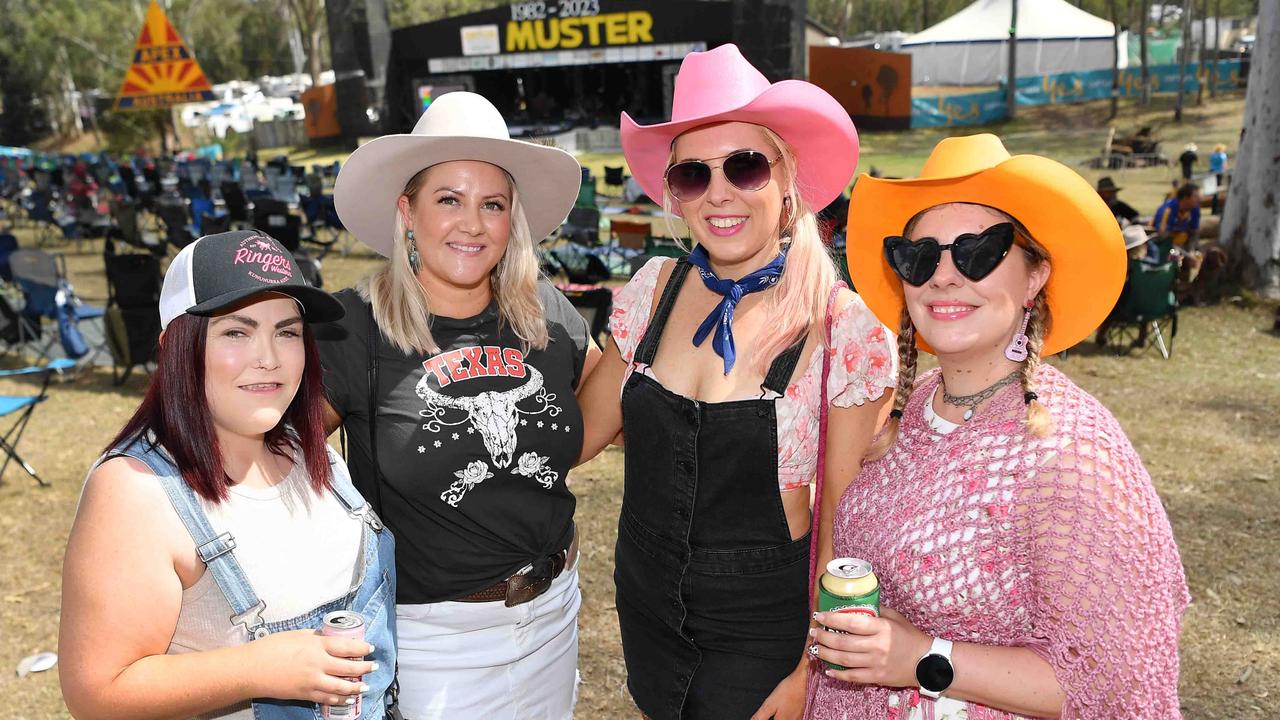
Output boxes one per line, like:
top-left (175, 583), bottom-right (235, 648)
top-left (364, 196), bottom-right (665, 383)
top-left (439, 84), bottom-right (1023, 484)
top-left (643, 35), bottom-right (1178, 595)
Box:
top-left (159, 229), bottom-right (344, 329)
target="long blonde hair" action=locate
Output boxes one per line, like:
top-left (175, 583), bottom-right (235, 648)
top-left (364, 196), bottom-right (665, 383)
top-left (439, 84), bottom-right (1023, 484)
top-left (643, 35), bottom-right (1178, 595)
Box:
top-left (866, 203), bottom-right (1053, 461)
top-left (662, 126), bottom-right (839, 375)
top-left (357, 165), bottom-right (549, 355)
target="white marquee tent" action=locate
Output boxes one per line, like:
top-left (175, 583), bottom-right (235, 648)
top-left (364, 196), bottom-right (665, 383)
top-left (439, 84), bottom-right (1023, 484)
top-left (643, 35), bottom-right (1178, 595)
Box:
top-left (903, 0), bottom-right (1127, 85)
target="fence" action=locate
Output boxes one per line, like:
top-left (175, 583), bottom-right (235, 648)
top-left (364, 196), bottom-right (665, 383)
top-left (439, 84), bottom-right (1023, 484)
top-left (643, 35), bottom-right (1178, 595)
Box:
top-left (911, 59), bottom-right (1246, 128)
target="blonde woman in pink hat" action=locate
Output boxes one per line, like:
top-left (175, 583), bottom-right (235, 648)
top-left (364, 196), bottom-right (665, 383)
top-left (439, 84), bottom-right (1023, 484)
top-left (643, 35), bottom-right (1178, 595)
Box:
top-left (576, 45), bottom-right (896, 719)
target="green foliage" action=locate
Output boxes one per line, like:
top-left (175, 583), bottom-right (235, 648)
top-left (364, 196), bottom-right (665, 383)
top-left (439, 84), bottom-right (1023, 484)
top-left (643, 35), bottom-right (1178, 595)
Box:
top-left (95, 108), bottom-right (167, 154)
top-left (387, 0), bottom-right (507, 29)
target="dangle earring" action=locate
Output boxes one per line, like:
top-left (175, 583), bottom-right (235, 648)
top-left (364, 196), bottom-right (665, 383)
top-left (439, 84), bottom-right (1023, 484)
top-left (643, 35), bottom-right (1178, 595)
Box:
top-left (406, 230), bottom-right (421, 273)
top-left (1005, 302), bottom-right (1032, 362)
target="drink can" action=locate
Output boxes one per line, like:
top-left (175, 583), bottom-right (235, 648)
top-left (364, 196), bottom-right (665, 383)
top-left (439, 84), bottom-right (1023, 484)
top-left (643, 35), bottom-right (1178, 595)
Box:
top-left (320, 611), bottom-right (365, 720)
top-left (817, 558), bottom-right (880, 671)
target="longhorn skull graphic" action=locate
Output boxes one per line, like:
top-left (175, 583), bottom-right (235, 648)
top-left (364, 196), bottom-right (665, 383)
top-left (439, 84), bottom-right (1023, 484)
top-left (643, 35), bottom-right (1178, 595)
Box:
top-left (415, 366), bottom-right (544, 468)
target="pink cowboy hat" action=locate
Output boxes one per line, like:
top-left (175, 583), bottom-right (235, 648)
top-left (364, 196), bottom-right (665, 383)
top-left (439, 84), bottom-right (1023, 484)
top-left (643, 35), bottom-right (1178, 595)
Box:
top-left (620, 44), bottom-right (859, 216)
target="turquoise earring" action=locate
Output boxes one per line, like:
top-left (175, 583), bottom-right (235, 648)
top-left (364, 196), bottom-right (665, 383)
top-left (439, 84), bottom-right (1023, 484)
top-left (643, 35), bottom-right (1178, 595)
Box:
top-left (407, 230), bottom-right (421, 273)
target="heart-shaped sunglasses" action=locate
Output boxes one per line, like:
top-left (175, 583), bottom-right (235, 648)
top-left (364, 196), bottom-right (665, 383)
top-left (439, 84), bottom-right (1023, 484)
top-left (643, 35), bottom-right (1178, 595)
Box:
top-left (883, 223), bottom-right (1016, 286)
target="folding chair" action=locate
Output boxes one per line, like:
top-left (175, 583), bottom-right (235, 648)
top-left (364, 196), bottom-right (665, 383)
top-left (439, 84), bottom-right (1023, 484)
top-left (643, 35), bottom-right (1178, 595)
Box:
top-left (1098, 259), bottom-right (1179, 359)
top-left (253, 198), bottom-right (302, 251)
top-left (156, 198), bottom-right (196, 250)
top-left (603, 166), bottom-right (627, 197)
top-left (560, 207), bottom-right (600, 246)
top-left (103, 249), bottom-right (162, 385)
top-left (9, 249), bottom-right (108, 364)
top-left (107, 198), bottom-right (163, 255)
top-left (603, 218), bottom-right (650, 277)
top-left (0, 357), bottom-right (76, 485)
top-left (220, 181), bottom-right (252, 229)
top-left (555, 284), bottom-right (613, 346)
top-left (546, 244), bottom-right (611, 285)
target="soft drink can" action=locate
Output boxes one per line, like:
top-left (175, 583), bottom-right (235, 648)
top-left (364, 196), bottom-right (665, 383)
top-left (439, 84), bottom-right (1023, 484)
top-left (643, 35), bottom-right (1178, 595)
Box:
top-left (817, 558), bottom-right (880, 670)
top-left (320, 611), bottom-right (365, 720)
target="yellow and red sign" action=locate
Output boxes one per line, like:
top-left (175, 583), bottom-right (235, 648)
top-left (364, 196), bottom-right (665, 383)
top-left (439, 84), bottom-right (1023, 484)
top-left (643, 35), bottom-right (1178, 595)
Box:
top-left (113, 0), bottom-right (215, 111)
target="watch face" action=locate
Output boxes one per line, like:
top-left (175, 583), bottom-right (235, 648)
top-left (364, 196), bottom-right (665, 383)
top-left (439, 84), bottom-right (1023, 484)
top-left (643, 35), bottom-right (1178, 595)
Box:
top-left (917, 654), bottom-right (954, 693)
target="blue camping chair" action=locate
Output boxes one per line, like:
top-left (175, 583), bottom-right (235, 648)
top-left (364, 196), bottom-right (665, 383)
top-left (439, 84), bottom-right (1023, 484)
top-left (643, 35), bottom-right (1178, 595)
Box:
top-left (8, 249), bottom-right (107, 363)
top-left (0, 357), bottom-right (75, 485)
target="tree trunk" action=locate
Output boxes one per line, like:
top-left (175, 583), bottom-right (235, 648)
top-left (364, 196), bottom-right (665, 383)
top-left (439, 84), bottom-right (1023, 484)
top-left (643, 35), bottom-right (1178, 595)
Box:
top-left (1175, 0), bottom-right (1191, 121)
top-left (1109, 0), bottom-right (1120, 119)
top-left (1141, 0), bottom-right (1151, 104)
top-left (1210, 0), bottom-right (1220, 98)
top-left (1219, 0), bottom-right (1280, 298)
top-left (1196, 0), bottom-right (1207, 104)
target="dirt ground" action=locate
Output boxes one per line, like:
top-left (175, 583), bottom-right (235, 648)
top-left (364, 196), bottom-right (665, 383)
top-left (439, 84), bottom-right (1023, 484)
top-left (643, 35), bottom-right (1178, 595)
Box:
top-left (2, 92), bottom-right (1276, 718)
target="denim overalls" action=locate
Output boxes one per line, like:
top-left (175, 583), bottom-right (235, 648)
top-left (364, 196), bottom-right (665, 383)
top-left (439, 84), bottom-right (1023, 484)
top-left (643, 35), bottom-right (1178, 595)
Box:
top-left (108, 436), bottom-right (397, 720)
top-left (614, 260), bottom-right (812, 720)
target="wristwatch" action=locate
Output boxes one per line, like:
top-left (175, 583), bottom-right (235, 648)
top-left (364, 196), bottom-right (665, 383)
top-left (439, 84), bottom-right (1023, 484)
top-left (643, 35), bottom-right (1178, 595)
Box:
top-left (915, 637), bottom-right (955, 698)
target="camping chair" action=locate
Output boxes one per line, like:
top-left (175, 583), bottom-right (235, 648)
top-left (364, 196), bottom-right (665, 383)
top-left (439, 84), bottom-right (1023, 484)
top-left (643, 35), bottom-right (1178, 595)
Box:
top-left (546, 244), bottom-right (611, 285)
top-left (156, 198), bottom-right (196, 250)
top-left (604, 218), bottom-right (650, 277)
top-left (103, 249), bottom-right (162, 385)
top-left (1098, 259), bottom-right (1179, 359)
top-left (0, 357), bottom-right (76, 485)
top-left (253, 198), bottom-right (302, 251)
top-left (301, 195), bottom-right (342, 258)
top-left (8, 249), bottom-right (108, 364)
top-left (220, 181), bottom-right (252, 229)
top-left (108, 198), bottom-right (163, 255)
top-left (560, 207), bottom-right (600, 246)
top-left (556, 284), bottom-right (613, 346)
top-left (603, 166), bottom-right (627, 197)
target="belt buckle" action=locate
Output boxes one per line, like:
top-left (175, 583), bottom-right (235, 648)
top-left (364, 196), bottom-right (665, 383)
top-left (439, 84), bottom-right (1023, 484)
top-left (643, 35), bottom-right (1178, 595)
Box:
top-left (504, 573), bottom-right (552, 607)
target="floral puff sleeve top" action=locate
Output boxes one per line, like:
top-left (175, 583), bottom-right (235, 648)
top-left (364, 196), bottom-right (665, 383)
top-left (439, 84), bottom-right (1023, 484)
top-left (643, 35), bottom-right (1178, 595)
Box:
top-left (610, 257), bottom-right (897, 491)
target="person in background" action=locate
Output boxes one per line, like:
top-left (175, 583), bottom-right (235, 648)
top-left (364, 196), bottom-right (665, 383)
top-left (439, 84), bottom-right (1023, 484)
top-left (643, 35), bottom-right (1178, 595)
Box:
top-left (1209, 143), bottom-right (1228, 186)
top-left (1095, 176), bottom-right (1139, 226)
top-left (1153, 182), bottom-right (1201, 251)
top-left (1178, 142), bottom-right (1198, 181)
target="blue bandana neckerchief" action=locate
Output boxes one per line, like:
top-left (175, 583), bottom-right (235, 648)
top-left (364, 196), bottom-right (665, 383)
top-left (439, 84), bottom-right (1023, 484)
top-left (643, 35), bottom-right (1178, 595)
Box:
top-left (686, 244), bottom-right (787, 375)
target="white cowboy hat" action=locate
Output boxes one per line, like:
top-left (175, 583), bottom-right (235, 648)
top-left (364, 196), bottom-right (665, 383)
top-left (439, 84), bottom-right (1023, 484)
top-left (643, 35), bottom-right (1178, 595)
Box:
top-left (334, 91), bottom-right (582, 256)
top-left (1122, 224), bottom-right (1149, 251)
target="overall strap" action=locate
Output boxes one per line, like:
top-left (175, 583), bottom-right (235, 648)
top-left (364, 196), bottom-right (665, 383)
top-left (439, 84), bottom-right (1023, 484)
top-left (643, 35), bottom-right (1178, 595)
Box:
top-left (761, 339), bottom-right (807, 397)
top-left (324, 445), bottom-right (385, 532)
top-left (633, 258), bottom-right (692, 367)
top-left (111, 440), bottom-right (270, 640)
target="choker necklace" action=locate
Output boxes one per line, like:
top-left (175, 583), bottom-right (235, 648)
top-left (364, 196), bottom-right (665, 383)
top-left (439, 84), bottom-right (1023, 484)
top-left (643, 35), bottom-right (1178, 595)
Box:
top-left (942, 371), bottom-right (1020, 421)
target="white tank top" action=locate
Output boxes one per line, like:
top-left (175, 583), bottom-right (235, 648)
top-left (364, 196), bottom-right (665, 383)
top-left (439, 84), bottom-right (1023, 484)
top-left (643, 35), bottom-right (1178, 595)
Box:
top-left (166, 454), bottom-right (363, 719)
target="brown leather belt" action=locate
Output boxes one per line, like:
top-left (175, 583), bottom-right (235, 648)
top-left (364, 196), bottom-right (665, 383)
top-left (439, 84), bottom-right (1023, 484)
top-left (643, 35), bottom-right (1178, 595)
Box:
top-left (457, 532), bottom-right (579, 607)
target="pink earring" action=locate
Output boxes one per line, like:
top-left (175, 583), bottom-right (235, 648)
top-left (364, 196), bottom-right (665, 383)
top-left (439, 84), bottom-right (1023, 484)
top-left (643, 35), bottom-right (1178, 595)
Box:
top-left (1005, 303), bottom-right (1032, 362)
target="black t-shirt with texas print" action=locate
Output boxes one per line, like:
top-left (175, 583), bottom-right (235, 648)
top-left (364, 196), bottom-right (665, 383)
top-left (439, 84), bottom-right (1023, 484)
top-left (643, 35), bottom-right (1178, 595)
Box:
top-left (315, 284), bottom-right (588, 604)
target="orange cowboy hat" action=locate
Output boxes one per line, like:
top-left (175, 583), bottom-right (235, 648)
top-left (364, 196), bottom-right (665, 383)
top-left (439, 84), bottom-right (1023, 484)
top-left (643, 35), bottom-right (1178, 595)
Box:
top-left (846, 133), bottom-right (1125, 356)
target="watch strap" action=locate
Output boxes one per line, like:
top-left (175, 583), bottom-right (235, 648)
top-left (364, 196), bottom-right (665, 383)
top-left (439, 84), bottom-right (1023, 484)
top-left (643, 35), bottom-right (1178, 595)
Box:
top-left (917, 637), bottom-right (955, 699)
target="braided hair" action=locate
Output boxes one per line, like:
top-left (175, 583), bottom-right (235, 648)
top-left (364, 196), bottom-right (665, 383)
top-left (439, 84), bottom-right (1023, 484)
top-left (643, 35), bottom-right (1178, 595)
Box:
top-left (865, 304), bottom-right (918, 461)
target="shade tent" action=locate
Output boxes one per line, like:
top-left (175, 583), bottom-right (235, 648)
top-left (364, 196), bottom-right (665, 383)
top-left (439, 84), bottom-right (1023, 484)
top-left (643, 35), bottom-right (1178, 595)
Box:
top-left (903, 0), bottom-right (1126, 85)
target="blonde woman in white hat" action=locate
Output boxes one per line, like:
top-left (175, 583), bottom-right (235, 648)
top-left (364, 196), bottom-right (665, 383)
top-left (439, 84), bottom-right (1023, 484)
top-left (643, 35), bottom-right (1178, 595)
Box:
top-left (318, 91), bottom-right (599, 719)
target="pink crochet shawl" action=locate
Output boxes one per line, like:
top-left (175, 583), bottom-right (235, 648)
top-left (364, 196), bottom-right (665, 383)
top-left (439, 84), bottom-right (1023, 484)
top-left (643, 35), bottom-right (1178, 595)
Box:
top-left (810, 365), bottom-right (1189, 720)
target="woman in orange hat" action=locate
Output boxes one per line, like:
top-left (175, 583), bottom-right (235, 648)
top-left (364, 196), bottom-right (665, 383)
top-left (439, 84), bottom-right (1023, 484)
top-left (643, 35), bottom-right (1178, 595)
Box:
top-left (576, 45), bottom-right (896, 719)
top-left (808, 135), bottom-right (1188, 719)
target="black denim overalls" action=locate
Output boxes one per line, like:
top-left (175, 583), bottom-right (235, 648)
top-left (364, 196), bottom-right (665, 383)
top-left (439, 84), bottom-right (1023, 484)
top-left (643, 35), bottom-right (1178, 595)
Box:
top-left (615, 260), bottom-right (812, 720)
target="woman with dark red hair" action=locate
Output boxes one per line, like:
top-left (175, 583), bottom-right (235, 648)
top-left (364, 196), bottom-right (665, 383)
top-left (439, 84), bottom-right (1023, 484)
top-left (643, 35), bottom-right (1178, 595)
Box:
top-left (60, 230), bottom-right (398, 720)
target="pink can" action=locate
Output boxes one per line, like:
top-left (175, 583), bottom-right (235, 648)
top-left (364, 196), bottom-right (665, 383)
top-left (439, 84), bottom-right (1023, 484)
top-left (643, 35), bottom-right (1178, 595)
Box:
top-left (320, 611), bottom-right (365, 719)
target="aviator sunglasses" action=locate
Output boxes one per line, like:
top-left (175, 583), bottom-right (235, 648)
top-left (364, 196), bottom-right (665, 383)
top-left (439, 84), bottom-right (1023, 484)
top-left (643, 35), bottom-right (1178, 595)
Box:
top-left (883, 222), bottom-right (1016, 286)
top-left (664, 150), bottom-right (781, 202)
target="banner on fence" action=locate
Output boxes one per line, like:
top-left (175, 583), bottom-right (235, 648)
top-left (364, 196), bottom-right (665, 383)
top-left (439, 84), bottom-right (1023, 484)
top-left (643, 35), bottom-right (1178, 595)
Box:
top-left (911, 60), bottom-right (1244, 128)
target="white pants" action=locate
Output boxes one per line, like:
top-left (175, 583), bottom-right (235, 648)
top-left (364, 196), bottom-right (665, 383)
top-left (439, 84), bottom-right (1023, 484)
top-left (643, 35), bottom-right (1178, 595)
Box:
top-left (395, 564), bottom-right (581, 720)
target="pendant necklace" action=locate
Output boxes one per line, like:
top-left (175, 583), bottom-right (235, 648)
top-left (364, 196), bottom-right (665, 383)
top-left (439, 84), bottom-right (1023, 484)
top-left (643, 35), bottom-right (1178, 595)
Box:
top-left (942, 371), bottom-right (1021, 422)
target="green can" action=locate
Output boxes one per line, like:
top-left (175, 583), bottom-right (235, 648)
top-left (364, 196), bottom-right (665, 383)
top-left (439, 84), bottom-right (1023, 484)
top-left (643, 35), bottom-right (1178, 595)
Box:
top-left (817, 558), bottom-right (880, 670)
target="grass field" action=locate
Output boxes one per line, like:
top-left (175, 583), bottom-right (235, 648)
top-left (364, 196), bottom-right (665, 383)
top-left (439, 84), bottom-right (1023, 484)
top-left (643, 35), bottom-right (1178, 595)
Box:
top-left (2, 92), bottom-right (1276, 718)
